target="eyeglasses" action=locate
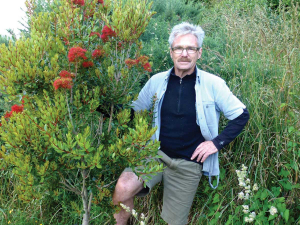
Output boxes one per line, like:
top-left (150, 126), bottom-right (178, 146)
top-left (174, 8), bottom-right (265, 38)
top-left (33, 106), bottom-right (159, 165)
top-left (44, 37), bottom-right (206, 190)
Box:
top-left (171, 47), bottom-right (200, 54)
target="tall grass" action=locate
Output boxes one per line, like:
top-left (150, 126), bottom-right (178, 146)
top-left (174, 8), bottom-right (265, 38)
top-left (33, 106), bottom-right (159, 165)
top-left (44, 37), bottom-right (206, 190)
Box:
top-left (133, 1), bottom-right (300, 224)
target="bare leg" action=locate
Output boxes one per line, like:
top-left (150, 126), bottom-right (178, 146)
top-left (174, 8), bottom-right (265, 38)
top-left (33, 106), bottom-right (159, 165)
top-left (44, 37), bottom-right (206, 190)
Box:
top-left (113, 172), bottom-right (144, 225)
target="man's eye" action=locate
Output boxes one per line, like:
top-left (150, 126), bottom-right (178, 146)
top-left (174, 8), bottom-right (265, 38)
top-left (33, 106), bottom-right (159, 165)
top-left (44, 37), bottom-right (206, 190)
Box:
top-left (174, 47), bottom-right (183, 50)
top-left (187, 47), bottom-right (196, 51)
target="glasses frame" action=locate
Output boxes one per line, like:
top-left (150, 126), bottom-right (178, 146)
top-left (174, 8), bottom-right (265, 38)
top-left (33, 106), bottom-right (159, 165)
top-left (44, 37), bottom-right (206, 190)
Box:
top-left (171, 47), bottom-right (201, 54)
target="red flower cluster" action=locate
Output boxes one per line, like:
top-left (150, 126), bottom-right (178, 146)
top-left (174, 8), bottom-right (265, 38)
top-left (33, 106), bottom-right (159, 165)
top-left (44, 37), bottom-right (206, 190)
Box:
top-left (90, 32), bottom-right (101, 38)
top-left (101, 25), bottom-right (116, 42)
top-left (59, 70), bottom-right (75, 78)
top-left (92, 49), bottom-right (105, 58)
top-left (125, 58), bottom-right (139, 69)
top-left (98, 0), bottom-right (104, 3)
top-left (143, 62), bottom-right (152, 72)
top-left (4, 104), bottom-right (24, 119)
top-left (68, 47), bottom-right (87, 62)
top-left (137, 55), bottom-right (149, 65)
top-left (125, 55), bottom-right (152, 72)
top-left (72, 0), bottom-right (84, 6)
top-left (53, 78), bottom-right (73, 90)
top-left (82, 61), bottom-right (94, 68)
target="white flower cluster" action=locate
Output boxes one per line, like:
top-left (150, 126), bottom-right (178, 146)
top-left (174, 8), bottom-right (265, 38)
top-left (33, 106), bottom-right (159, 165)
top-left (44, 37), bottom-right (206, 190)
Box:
top-left (244, 212), bottom-right (256, 223)
top-left (236, 164), bottom-right (259, 223)
top-left (120, 203), bottom-right (147, 225)
top-left (269, 206), bottom-right (278, 215)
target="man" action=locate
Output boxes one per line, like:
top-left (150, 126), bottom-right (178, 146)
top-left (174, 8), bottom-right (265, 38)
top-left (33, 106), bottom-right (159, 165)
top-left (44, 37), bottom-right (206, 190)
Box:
top-left (113, 22), bottom-right (249, 225)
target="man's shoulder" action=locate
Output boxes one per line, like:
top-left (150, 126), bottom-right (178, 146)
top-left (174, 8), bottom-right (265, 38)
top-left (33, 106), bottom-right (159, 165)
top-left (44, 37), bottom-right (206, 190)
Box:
top-left (149, 70), bottom-right (170, 83)
top-left (197, 69), bottom-right (225, 84)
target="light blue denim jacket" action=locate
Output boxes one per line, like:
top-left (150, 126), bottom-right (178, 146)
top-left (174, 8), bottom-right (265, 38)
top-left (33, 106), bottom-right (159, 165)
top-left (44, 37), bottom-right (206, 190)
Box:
top-left (132, 67), bottom-right (246, 188)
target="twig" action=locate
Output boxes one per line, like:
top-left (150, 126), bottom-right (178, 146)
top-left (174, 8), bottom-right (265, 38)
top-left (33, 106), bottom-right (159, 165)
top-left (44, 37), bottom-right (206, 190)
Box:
top-left (107, 103), bottom-right (114, 133)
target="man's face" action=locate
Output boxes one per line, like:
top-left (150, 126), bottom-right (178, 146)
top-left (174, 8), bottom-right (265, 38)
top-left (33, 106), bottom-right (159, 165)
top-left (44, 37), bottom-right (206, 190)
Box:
top-left (170, 34), bottom-right (202, 76)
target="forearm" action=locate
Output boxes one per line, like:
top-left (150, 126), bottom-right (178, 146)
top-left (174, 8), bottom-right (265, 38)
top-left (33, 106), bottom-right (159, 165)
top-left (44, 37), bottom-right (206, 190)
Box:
top-left (212, 108), bottom-right (250, 150)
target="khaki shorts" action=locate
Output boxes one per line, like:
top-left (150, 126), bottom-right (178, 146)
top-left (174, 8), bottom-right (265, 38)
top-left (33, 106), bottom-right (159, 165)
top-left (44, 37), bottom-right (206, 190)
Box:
top-left (124, 150), bottom-right (203, 225)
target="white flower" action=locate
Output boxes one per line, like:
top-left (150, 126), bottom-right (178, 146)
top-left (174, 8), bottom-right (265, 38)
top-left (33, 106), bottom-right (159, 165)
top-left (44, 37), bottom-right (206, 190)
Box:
top-left (253, 183), bottom-right (259, 191)
top-left (120, 203), bottom-right (131, 213)
top-left (140, 222), bottom-right (145, 225)
top-left (242, 164), bottom-right (248, 171)
top-left (132, 209), bottom-right (138, 218)
top-left (249, 211), bottom-right (256, 219)
top-left (245, 185), bottom-right (251, 190)
top-left (242, 205), bottom-right (249, 213)
top-left (238, 191), bottom-right (245, 199)
top-left (246, 178), bottom-right (250, 184)
top-left (248, 217), bottom-right (254, 223)
top-left (245, 189), bottom-right (251, 194)
top-left (269, 206), bottom-right (278, 215)
top-left (244, 193), bottom-right (250, 200)
top-left (140, 213), bottom-right (145, 220)
top-left (242, 205), bottom-right (249, 210)
top-left (238, 179), bottom-right (246, 187)
top-left (244, 217), bottom-right (250, 222)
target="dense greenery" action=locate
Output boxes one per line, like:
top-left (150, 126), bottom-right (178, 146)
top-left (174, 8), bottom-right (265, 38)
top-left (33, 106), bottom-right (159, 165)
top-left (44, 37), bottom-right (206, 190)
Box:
top-left (1, 0), bottom-right (299, 224)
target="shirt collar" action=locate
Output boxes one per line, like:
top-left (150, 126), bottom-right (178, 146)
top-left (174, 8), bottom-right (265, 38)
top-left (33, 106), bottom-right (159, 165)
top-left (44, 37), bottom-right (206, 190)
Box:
top-left (170, 67), bottom-right (197, 78)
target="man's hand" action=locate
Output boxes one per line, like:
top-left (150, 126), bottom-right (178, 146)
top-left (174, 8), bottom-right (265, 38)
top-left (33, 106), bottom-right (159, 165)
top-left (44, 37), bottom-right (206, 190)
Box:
top-left (191, 141), bottom-right (218, 163)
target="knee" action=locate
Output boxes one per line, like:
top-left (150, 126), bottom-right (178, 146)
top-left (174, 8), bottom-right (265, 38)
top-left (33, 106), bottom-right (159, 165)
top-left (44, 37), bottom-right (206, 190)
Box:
top-left (113, 172), bottom-right (142, 203)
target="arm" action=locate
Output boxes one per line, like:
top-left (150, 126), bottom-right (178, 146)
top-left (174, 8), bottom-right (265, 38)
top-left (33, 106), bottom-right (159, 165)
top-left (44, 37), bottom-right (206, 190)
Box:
top-left (192, 78), bottom-right (249, 162)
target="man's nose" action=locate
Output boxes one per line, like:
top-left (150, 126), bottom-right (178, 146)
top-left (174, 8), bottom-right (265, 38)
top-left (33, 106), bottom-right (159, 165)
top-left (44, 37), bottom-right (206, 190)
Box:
top-left (181, 49), bottom-right (188, 56)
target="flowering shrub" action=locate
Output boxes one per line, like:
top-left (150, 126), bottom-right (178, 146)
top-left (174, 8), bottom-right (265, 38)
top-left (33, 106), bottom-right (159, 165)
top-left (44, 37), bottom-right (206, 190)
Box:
top-left (0, 0), bottom-right (157, 224)
top-left (68, 47), bottom-right (88, 62)
top-left (3, 104), bottom-right (24, 119)
top-left (90, 32), bottom-right (101, 38)
top-left (73, 0), bottom-right (85, 6)
top-left (53, 78), bottom-right (73, 90)
top-left (59, 70), bottom-right (74, 78)
top-left (92, 49), bottom-right (105, 58)
top-left (82, 61), bottom-right (94, 68)
top-left (235, 164), bottom-right (290, 224)
top-left (101, 25), bottom-right (116, 42)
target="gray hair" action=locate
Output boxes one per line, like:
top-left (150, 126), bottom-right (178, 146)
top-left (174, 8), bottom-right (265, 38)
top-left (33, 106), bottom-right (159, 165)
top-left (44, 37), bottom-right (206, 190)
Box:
top-left (168, 22), bottom-right (205, 47)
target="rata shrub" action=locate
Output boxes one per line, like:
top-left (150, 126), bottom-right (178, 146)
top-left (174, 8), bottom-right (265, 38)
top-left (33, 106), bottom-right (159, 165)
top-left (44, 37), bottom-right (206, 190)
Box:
top-left (0, 0), bottom-right (163, 224)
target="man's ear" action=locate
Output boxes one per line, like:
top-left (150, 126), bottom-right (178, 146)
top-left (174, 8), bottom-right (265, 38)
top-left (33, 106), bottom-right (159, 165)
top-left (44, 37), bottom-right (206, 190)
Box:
top-left (198, 48), bottom-right (203, 59)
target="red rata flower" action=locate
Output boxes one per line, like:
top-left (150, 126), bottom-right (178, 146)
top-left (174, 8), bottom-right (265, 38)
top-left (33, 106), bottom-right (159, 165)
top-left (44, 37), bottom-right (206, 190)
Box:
top-left (68, 47), bottom-right (87, 62)
top-left (4, 111), bottom-right (12, 119)
top-left (125, 58), bottom-right (139, 69)
top-left (72, 0), bottom-right (84, 6)
top-left (11, 105), bottom-right (24, 113)
top-left (92, 49), bottom-right (105, 58)
top-left (143, 62), bottom-right (152, 72)
top-left (98, 0), bottom-right (104, 3)
top-left (137, 55), bottom-right (149, 65)
top-left (101, 25), bottom-right (116, 42)
top-left (59, 70), bottom-right (74, 78)
top-left (82, 61), bottom-right (94, 68)
top-left (90, 32), bottom-right (101, 38)
top-left (53, 78), bottom-right (73, 90)
top-left (4, 104), bottom-right (24, 119)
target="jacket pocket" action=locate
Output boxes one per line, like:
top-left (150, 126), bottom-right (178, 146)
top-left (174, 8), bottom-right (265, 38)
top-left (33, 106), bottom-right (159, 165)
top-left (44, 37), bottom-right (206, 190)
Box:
top-left (203, 101), bottom-right (217, 126)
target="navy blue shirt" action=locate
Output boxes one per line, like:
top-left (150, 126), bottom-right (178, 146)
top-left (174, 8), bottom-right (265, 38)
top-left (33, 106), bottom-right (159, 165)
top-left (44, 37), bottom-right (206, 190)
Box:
top-left (159, 68), bottom-right (249, 163)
